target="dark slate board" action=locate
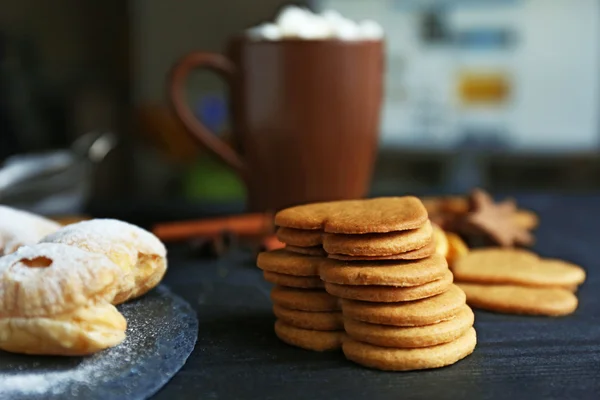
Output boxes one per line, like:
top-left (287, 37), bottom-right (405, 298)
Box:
top-left (0, 285), bottom-right (198, 400)
top-left (154, 194), bottom-right (600, 400)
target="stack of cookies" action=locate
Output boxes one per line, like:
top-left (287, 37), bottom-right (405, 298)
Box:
top-left (256, 250), bottom-right (345, 351)
top-left (263, 197), bottom-right (477, 371)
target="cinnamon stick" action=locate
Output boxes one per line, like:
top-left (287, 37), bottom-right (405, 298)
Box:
top-left (152, 213), bottom-right (273, 242)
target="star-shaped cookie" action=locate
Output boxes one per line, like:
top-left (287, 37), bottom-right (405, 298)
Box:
top-left (460, 189), bottom-right (534, 247)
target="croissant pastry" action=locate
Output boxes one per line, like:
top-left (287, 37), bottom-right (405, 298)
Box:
top-left (41, 219), bottom-right (168, 304)
top-left (0, 205), bottom-right (60, 256)
top-left (0, 243), bottom-right (126, 355)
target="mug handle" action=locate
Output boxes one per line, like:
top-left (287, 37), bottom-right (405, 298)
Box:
top-left (168, 52), bottom-right (245, 175)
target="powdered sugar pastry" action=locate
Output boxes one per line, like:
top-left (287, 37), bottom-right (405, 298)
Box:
top-left (0, 205), bottom-right (61, 256)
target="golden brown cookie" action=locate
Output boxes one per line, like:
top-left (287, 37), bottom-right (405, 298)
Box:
top-left (539, 259), bottom-right (587, 287)
top-left (322, 221), bottom-right (433, 257)
top-left (257, 249), bottom-right (321, 276)
top-left (263, 271), bottom-right (324, 288)
top-left (433, 224), bottom-right (449, 258)
top-left (325, 270), bottom-right (453, 302)
top-left (343, 327), bottom-right (476, 371)
top-left (270, 286), bottom-right (340, 311)
top-left (453, 249), bottom-right (585, 289)
top-left (341, 284), bottom-right (466, 326)
top-left (275, 197), bottom-right (428, 234)
top-left (274, 320), bottom-right (345, 351)
top-left (457, 283), bottom-right (578, 316)
top-left (429, 195), bottom-right (538, 229)
top-left (445, 232), bottom-right (469, 266)
top-left (344, 305), bottom-right (474, 348)
top-left (273, 304), bottom-right (344, 331)
top-left (328, 240), bottom-right (436, 261)
top-left (276, 227), bottom-right (322, 247)
top-left (514, 209), bottom-right (539, 230)
top-left (285, 245), bottom-right (327, 257)
top-left (440, 196), bottom-right (470, 215)
top-left (319, 254), bottom-right (448, 287)
top-left (461, 189), bottom-right (534, 247)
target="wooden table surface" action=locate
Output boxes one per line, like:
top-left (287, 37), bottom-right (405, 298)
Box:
top-left (154, 194), bottom-right (600, 400)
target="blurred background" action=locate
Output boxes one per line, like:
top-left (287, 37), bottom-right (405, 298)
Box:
top-left (1, 0), bottom-right (599, 224)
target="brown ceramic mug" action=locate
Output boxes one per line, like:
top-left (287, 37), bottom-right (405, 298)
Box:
top-left (169, 38), bottom-right (384, 212)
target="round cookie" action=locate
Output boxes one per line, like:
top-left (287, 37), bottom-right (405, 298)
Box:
top-left (328, 240), bottom-right (436, 261)
top-left (270, 286), bottom-right (340, 311)
top-left (453, 249), bottom-right (585, 289)
top-left (277, 227), bottom-right (322, 247)
top-left (274, 320), bottom-right (345, 351)
top-left (263, 271), bottom-right (324, 288)
top-left (325, 270), bottom-right (453, 302)
top-left (322, 221), bottom-right (433, 257)
top-left (285, 245), bottom-right (327, 257)
top-left (445, 232), bottom-right (469, 266)
top-left (341, 284), bottom-right (467, 326)
top-left (0, 206), bottom-right (61, 256)
top-left (275, 197), bottom-right (428, 234)
top-left (273, 304), bottom-right (344, 331)
top-left (319, 254), bottom-right (448, 287)
top-left (457, 283), bottom-right (578, 316)
top-left (257, 249), bottom-right (321, 276)
top-left (538, 259), bottom-right (586, 287)
top-left (343, 327), bottom-right (476, 371)
top-left (344, 305), bottom-right (474, 348)
top-left (433, 224), bottom-right (449, 258)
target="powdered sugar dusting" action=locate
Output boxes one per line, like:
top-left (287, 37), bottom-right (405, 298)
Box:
top-left (4, 243), bottom-right (117, 274)
top-left (0, 285), bottom-right (198, 400)
top-left (0, 206), bottom-right (61, 255)
top-left (0, 243), bottom-right (122, 316)
top-left (41, 219), bottom-right (167, 259)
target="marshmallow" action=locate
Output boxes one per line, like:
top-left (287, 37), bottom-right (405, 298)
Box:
top-left (358, 19), bottom-right (385, 40)
top-left (247, 5), bottom-right (383, 41)
top-left (276, 6), bottom-right (311, 37)
top-left (248, 23), bottom-right (282, 41)
top-left (296, 15), bottom-right (331, 39)
top-left (331, 18), bottom-right (360, 40)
